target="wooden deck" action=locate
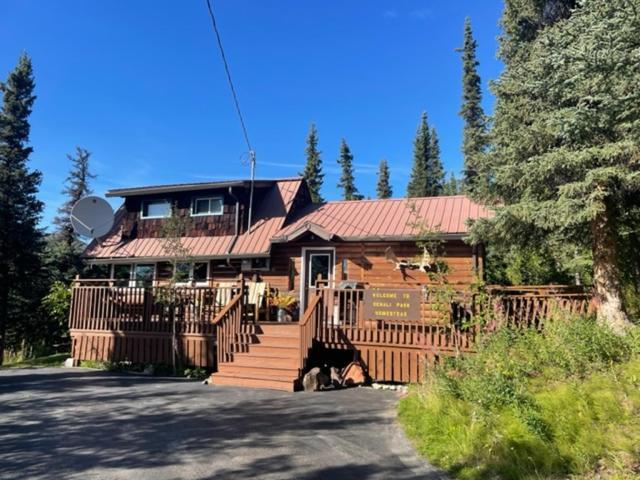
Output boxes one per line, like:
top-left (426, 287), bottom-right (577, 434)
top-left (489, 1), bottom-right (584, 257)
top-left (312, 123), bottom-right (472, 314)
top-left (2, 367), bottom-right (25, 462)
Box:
top-left (68, 282), bottom-right (594, 389)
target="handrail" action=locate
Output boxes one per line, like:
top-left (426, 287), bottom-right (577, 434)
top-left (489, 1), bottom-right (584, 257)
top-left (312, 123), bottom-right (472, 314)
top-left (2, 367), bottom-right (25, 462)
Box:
top-left (299, 293), bottom-right (322, 373)
top-left (214, 292), bottom-right (245, 364)
top-left (299, 293), bottom-right (322, 327)
top-left (211, 292), bottom-right (243, 325)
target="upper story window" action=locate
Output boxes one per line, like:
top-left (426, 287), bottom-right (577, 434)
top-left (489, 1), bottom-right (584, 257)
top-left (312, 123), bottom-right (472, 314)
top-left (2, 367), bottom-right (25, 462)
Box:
top-left (141, 199), bottom-right (171, 219)
top-left (192, 196), bottom-right (223, 216)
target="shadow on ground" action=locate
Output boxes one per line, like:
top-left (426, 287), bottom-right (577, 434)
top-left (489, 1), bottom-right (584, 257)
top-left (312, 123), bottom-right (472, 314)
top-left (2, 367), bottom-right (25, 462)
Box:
top-left (0, 368), bottom-right (443, 480)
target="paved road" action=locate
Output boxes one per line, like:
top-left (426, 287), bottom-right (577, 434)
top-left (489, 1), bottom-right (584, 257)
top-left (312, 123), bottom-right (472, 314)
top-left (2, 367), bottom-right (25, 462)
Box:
top-left (0, 367), bottom-right (442, 480)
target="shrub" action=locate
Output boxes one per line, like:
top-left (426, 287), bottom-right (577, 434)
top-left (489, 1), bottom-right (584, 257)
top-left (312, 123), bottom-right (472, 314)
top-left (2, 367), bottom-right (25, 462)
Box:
top-left (399, 316), bottom-right (640, 479)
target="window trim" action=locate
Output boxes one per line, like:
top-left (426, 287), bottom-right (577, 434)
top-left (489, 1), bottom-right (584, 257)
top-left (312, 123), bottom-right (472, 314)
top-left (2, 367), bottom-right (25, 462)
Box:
top-left (191, 196), bottom-right (224, 217)
top-left (140, 199), bottom-right (171, 219)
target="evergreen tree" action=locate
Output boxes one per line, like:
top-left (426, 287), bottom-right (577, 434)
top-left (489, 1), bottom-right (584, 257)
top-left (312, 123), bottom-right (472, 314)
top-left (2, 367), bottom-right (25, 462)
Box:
top-left (474, 0), bottom-right (638, 331)
top-left (337, 139), bottom-right (362, 200)
top-left (407, 112), bottom-right (431, 197)
top-left (499, 0), bottom-right (578, 64)
top-left (457, 17), bottom-right (488, 196)
top-left (376, 159), bottom-right (392, 199)
top-left (48, 147), bottom-right (95, 284)
top-left (428, 127), bottom-right (445, 195)
top-left (0, 54), bottom-right (45, 362)
top-left (300, 123), bottom-right (323, 203)
top-left (54, 147), bottom-right (94, 246)
top-left (442, 173), bottom-right (459, 196)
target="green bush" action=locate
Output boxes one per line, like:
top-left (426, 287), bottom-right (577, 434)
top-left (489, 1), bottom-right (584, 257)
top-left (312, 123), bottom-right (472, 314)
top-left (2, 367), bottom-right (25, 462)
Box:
top-left (399, 317), bottom-right (640, 479)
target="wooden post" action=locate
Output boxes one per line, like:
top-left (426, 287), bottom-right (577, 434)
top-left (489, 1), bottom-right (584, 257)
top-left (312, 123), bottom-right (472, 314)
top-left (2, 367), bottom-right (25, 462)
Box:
top-left (239, 272), bottom-right (246, 323)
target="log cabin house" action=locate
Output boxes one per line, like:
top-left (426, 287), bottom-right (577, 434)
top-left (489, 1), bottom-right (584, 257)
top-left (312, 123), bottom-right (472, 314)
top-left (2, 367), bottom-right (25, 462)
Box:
top-left (71, 176), bottom-right (495, 390)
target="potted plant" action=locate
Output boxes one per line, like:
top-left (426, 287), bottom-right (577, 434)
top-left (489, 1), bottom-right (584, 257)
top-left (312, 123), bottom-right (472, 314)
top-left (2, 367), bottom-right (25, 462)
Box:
top-left (271, 293), bottom-right (297, 322)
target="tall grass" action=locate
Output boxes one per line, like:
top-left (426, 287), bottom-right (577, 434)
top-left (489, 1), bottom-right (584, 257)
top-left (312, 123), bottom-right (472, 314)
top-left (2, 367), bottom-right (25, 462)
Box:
top-left (398, 316), bottom-right (640, 479)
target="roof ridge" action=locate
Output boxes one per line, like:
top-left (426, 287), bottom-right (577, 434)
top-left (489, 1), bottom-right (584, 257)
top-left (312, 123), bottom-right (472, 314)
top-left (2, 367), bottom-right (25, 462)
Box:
top-left (320, 194), bottom-right (470, 205)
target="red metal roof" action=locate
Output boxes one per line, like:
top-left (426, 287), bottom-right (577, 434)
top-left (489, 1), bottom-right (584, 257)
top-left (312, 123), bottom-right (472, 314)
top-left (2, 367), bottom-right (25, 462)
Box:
top-left (84, 179), bottom-right (303, 260)
top-left (85, 182), bottom-right (489, 261)
top-left (230, 178), bottom-right (302, 255)
top-left (274, 195), bottom-right (490, 241)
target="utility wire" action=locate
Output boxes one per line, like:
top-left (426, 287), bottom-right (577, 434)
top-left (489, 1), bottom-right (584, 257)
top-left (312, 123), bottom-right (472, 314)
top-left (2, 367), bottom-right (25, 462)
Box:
top-left (204, 0), bottom-right (253, 153)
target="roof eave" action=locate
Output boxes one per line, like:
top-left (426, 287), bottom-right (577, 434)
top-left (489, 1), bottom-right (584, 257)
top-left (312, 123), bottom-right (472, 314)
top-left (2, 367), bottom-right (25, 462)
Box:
top-left (85, 252), bottom-right (272, 264)
top-left (105, 179), bottom-right (290, 198)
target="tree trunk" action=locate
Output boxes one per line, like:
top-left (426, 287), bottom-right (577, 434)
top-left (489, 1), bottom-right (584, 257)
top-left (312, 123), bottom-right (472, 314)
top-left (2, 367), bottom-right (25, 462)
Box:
top-left (591, 202), bottom-right (631, 333)
top-left (0, 271), bottom-right (7, 366)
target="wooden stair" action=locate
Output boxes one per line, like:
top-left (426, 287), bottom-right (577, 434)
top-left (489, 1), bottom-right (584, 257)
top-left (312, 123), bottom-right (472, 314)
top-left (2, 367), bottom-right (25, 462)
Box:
top-left (209, 323), bottom-right (301, 392)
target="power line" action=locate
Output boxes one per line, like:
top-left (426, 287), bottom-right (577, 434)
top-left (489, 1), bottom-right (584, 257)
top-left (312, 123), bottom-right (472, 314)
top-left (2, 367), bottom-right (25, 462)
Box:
top-left (204, 0), bottom-right (253, 153)
top-left (204, 0), bottom-right (257, 229)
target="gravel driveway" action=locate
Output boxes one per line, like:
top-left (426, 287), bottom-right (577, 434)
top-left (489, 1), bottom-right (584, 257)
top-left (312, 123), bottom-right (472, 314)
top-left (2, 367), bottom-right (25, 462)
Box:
top-left (0, 367), bottom-right (442, 480)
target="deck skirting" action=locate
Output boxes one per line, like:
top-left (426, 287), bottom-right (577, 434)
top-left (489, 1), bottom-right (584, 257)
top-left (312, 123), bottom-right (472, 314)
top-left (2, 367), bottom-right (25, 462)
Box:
top-left (70, 330), bottom-right (216, 368)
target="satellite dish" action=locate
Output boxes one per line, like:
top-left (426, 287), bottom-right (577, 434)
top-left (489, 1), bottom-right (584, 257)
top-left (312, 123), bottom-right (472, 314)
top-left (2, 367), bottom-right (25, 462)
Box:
top-left (70, 196), bottom-right (115, 239)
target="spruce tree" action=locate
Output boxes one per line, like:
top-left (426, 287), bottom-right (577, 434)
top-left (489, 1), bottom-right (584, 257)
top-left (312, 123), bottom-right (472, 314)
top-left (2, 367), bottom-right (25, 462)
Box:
top-left (407, 112), bottom-right (430, 197)
top-left (337, 139), bottom-right (362, 201)
top-left (474, 0), bottom-right (637, 331)
top-left (300, 123), bottom-right (323, 203)
top-left (428, 127), bottom-right (444, 196)
top-left (499, 0), bottom-right (578, 64)
top-left (48, 147), bottom-right (95, 284)
top-left (457, 17), bottom-right (488, 196)
top-left (54, 147), bottom-right (95, 247)
top-left (0, 54), bottom-right (44, 362)
top-left (376, 159), bottom-right (392, 199)
top-left (442, 173), bottom-right (459, 196)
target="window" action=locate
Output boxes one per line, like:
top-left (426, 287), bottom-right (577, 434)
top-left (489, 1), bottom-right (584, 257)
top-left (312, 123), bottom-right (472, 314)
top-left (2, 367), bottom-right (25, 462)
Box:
top-left (288, 258), bottom-right (296, 291)
top-left (173, 262), bottom-right (209, 285)
top-left (86, 264), bottom-right (110, 279)
top-left (175, 262), bottom-right (191, 283)
top-left (308, 253), bottom-right (331, 288)
top-left (191, 197), bottom-right (223, 216)
top-left (156, 262), bottom-right (173, 281)
top-left (141, 200), bottom-right (170, 219)
top-left (113, 264), bottom-right (132, 281)
top-left (193, 262), bottom-right (208, 283)
top-left (241, 258), bottom-right (271, 272)
top-left (133, 264), bottom-right (154, 287)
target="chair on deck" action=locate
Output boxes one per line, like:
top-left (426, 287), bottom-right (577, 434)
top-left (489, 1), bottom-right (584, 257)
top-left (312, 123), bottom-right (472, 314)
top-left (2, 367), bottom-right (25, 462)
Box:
top-left (245, 281), bottom-right (267, 322)
top-left (215, 282), bottom-right (237, 313)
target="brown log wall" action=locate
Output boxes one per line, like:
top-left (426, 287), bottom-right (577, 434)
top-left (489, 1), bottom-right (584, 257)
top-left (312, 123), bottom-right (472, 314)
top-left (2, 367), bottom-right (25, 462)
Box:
top-left (261, 240), bottom-right (478, 293)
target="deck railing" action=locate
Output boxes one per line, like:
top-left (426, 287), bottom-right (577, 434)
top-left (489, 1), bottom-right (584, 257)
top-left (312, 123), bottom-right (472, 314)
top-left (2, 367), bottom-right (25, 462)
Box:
top-left (212, 292), bottom-right (245, 364)
top-left (302, 285), bottom-right (594, 354)
top-left (312, 287), bottom-right (477, 353)
top-left (298, 293), bottom-right (322, 373)
top-left (485, 286), bottom-right (594, 330)
top-left (69, 284), bottom-right (241, 335)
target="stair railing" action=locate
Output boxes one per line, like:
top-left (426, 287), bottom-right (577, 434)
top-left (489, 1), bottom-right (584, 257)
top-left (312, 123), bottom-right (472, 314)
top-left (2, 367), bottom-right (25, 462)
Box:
top-left (212, 291), bottom-right (244, 364)
top-left (298, 292), bottom-right (323, 375)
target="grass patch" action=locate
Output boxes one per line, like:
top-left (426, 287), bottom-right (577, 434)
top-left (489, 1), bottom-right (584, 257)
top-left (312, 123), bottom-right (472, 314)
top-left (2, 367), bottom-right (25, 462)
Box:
top-left (398, 317), bottom-right (640, 480)
top-left (1, 352), bottom-right (69, 369)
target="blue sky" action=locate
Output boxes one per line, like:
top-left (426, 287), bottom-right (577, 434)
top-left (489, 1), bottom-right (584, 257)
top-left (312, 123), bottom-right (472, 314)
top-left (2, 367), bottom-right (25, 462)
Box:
top-left (1, 1), bottom-right (504, 228)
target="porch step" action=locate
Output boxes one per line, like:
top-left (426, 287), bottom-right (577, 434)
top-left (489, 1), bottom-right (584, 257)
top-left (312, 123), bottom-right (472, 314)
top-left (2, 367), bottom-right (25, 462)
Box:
top-left (217, 364), bottom-right (299, 378)
top-left (211, 371), bottom-right (296, 392)
top-left (246, 344), bottom-right (299, 357)
top-left (209, 322), bottom-right (303, 391)
top-left (256, 334), bottom-right (299, 347)
top-left (254, 324), bottom-right (300, 337)
top-left (232, 353), bottom-right (298, 369)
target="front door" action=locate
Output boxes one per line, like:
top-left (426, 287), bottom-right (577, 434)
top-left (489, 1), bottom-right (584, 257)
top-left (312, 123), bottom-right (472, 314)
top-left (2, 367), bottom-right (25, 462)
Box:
top-left (302, 249), bottom-right (334, 309)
